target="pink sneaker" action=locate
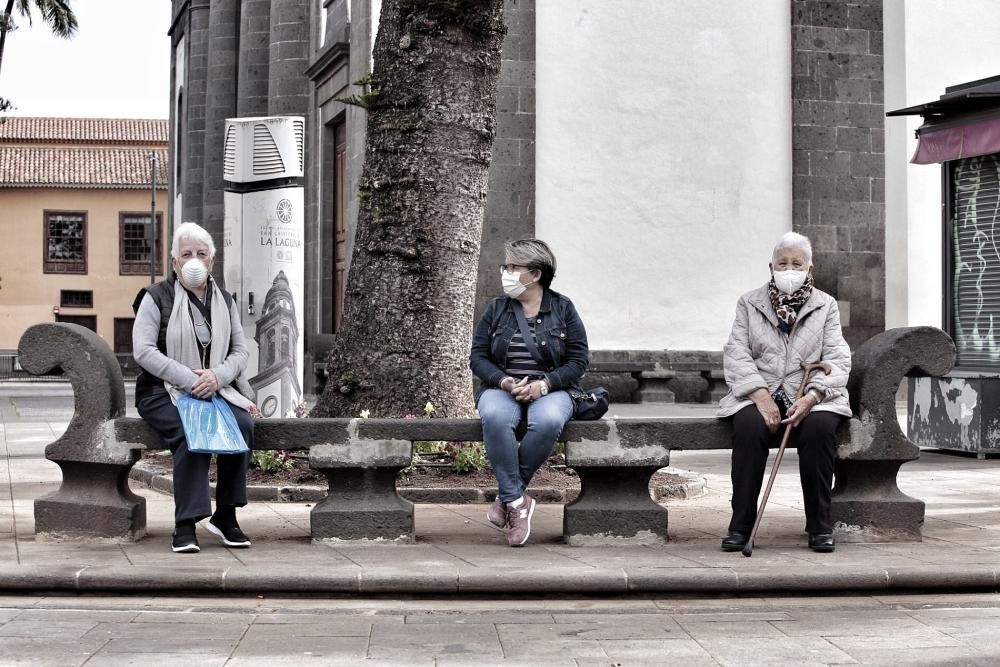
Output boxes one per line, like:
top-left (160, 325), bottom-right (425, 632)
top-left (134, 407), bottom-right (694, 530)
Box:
top-left (486, 497), bottom-right (507, 528)
top-left (505, 494), bottom-right (536, 547)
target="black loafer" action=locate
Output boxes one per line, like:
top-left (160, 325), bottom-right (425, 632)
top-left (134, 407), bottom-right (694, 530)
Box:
top-left (721, 530), bottom-right (749, 552)
top-left (808, 533), bottom-right (835, 553)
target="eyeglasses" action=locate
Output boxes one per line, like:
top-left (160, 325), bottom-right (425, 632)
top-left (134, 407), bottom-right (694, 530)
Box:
top-left (499, 264), bottom-right (530, 272)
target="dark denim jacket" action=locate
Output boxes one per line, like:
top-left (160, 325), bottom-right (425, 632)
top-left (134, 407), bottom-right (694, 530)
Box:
top-left (469, 289), bottom-right (590, 402)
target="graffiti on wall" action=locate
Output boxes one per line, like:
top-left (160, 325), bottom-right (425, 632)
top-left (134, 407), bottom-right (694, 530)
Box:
top-left (952, 155), bottom-right (1000, 364)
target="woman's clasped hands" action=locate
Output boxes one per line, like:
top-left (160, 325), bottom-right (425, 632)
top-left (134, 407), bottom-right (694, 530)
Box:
top-left (500, 376), bottom-right (545, 403)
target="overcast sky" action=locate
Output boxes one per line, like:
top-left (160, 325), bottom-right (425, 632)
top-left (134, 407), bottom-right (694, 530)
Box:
top-left (2, 0), bottom-right (170, 119)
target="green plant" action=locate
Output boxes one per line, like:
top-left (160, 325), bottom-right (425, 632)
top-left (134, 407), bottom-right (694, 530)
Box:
top-left (445, 441), bottom-right (487, 473)
top-left (336, 75), bottom-right (380, 110)
top-left (251, 450), bottom-right (293, 473)
top-left (413, 440), bottom-right (443, 454)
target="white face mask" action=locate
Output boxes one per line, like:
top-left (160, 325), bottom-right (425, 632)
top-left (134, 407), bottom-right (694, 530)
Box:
top-left (180, 259), bottom-right (209, 288)
top-left (501, 270), bottom-right (527, 298)
top-left (773, 269), bottom-right (808, 295)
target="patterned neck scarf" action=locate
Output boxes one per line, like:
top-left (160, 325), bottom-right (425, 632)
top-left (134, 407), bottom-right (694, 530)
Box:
top-left (768, 274), bottom-right (814, 334)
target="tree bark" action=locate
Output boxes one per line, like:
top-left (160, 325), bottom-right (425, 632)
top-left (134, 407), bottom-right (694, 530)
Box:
top-left (311, 0), bottom-right (506, 418)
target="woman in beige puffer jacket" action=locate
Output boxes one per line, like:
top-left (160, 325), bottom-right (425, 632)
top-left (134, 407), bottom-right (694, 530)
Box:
top-left (718, 232), bottom-right (851, 555)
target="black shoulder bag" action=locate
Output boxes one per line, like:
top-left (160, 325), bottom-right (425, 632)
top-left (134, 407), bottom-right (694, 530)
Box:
top-left (512, 301), bottom-right (609, 421)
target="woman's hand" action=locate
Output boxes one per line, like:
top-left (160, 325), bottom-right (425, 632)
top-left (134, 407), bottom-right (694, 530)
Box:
top-left (781, 392), bottom-right (819, 428)
top-left (511, 378), bottom-right (547, 402)
top-left (191, 369), bottom-right (219, 399)
top-left (749, 388), bottom-right (781, 433)
top-left (509, 377), bottom-right (532, 401)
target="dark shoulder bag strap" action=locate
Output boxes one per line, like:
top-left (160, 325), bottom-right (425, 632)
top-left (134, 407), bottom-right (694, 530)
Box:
top-left (511, 300), bottom-right (546, 367)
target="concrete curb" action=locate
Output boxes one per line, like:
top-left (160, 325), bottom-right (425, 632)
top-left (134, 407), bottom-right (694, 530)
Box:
top-left (0, 564), bottom-right (997, 595)
top-left (130, 461), bottom-right (705, 505)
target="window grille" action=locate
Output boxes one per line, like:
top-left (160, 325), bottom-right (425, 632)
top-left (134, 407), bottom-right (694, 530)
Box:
top-left (44, 211), bottom-right (87, 274)
top-left (60, 290), bottom-right (93, 308)
top-left (119, 212), bottom-right (163, 275)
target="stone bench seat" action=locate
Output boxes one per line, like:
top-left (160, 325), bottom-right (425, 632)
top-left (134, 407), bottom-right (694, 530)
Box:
top-left (18, 322), bottom-right (957, 544)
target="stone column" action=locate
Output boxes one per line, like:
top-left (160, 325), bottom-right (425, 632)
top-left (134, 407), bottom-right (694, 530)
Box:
top-left (237, 0), bottom-right (272, 117)
top-left (202, 0), bottom-right (241, 269)
top-left (475, 0), bottom-right (537, 318)
top-left (267, 0), bottom-right (310, 116)
top-left (183, 0), bottom-right (212, 225)
top-left (791, 0), bottom-right (885, 348)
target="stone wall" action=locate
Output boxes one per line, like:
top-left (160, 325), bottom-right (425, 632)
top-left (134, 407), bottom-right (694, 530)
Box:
top-left (791, 0), bottom-right (885, 348)
top-left (474, 0), bottom-right (536, 318)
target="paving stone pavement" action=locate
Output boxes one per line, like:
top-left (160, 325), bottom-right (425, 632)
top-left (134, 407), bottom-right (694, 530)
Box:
top-left (0, 592), bottom-right (998, 664)
top-left (4, 384), bottom-right (1000, 660)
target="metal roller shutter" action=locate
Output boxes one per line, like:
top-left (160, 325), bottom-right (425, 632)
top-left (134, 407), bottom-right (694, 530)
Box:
top-left (951, 154), bottom-right (1000, 368)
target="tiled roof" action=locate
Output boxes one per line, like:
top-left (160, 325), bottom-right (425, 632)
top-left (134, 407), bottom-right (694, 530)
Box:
top-left (0, 117), bottom-right (168, 145)
top-left (0, 147), bottom-right (169, 189)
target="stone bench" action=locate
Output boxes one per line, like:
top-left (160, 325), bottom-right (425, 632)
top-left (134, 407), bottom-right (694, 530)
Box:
top-left (18, 323), bottom-right (956, 544)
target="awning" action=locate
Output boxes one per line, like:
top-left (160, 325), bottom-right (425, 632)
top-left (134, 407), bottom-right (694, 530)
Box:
top-left (887, 75), bottom-right (1000, 164)
top-left (912, 116), bottom-right (1000, 164)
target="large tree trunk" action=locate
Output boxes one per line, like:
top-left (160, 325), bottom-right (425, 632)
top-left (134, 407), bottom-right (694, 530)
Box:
top-left (311, 0), bottom-right (506, 418)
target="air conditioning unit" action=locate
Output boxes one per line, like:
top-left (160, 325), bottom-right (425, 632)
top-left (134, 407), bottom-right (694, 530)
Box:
top-left (223, 116), bottom-right (304, 183)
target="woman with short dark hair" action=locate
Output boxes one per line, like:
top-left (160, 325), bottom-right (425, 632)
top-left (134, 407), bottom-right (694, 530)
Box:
top-left (470, 239), bottom-right (590, 547)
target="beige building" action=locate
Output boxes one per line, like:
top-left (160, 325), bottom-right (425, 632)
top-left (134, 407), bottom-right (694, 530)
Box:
top-left (0, 117), bottom-right (168, 356)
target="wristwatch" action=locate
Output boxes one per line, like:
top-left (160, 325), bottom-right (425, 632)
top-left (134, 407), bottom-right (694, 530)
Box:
top-left (538, 380), bottom-right (549, 396)
top-left (807, 388), bottom-right (823, 403)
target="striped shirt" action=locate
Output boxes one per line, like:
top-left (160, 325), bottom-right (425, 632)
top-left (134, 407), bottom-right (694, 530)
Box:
top-left (505, 320), bottom-right (544, 381)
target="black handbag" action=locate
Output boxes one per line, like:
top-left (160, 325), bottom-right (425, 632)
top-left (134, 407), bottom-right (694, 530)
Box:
top-left (512, 301), bottom-right (610, 420)
top-left (568, 387), bottom-right (611, 421)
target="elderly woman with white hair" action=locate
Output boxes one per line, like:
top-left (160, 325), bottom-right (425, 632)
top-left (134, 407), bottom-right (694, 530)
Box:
top-left (717, 231), bottom-right (852, 554)
top-left (132, 222), bottom-right (255, 553)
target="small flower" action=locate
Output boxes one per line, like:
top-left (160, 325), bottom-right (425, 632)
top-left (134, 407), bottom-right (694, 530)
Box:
top-left (359, 409), bottom-right (371, 419)
top-left (248, 404), bottom-right (262, 419)
top-left (404, 414), bottom-right (417, 420)
top-left (424, 401), bottom-right (435, 417)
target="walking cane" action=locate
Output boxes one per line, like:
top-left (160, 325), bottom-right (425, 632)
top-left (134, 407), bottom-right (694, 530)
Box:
top-left (741, 360), bottom-right (832, 558)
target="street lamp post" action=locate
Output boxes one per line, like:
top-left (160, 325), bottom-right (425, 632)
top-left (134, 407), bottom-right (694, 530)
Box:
top-left (149, 152), bottom-right (157, 285)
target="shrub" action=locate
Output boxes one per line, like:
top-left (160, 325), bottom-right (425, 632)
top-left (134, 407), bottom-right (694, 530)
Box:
top-left (251, 450), bottom-right (293, 473)
top-left (445, 441), bottom-right (488, 473)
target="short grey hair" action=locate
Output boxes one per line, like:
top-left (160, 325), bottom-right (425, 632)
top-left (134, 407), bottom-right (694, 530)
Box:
top-left (171, 221), bottom-right (216, 258)
top-left (505, 238), bottom-right (557, 289)
top-left (772, 231), bottom-right (813, 266)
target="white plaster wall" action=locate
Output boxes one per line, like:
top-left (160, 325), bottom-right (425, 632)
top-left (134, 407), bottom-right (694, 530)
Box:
top-left (536, 2), bottom-right (791, 350)
top-left (884, 0), bottom-right (1000, 329)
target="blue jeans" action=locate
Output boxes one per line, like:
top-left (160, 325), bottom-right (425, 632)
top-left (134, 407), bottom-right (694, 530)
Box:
top-left (477, 388), bottom-right (574, 503)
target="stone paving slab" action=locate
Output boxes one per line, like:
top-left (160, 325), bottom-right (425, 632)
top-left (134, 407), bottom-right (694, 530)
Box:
top-left (2, 591), bottom-right (1000, 665)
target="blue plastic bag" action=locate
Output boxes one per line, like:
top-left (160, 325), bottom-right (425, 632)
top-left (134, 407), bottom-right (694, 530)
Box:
top-left (177, 394), bottom-right (250, 455)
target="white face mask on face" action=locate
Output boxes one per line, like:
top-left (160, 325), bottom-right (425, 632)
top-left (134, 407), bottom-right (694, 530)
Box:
top-left (773, 269), bottom-right (808, 295)
top-left (181, 259), bottom-right (209, 288)
top-left (501, 270), bottom-right (527, 298)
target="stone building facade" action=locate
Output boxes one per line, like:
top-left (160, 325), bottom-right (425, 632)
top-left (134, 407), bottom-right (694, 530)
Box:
top-left (169, 1), bottom-right (893, 400)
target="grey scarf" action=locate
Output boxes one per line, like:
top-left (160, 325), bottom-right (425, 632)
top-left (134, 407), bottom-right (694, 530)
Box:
top-left (164, 279), bottom-right (252, 410)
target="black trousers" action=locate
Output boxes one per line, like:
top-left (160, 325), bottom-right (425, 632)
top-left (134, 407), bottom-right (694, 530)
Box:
top-left (728, 404), bottom-right (844, 535)
top-left (136, 391), bottom-right (253, 523)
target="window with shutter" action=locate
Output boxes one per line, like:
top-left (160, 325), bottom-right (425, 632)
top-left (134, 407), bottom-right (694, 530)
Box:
top-left (948, 154), bottom-right (1000, 369)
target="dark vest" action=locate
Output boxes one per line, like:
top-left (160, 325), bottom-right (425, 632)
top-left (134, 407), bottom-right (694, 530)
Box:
top-left (132, 276), bottom-right (234, 399)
